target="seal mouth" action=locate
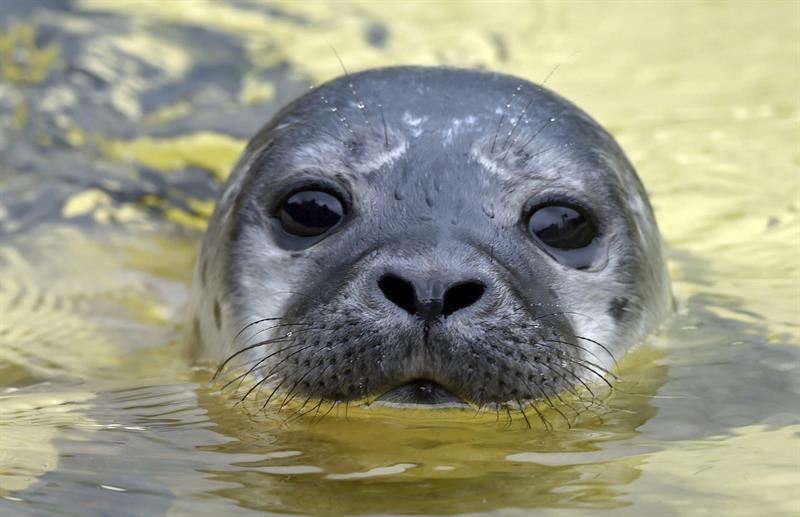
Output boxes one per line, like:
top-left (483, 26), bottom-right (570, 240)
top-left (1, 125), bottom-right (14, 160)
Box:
top-left (373, 378), bottom-right (470, 409)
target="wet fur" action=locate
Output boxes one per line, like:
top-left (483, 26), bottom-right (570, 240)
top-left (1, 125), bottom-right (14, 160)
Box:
top-left (188, 66), bottom-right (671, 423)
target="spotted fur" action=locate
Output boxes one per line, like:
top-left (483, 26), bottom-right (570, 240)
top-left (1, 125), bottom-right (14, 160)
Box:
top-left (187, 66), bottom-right (672, 412)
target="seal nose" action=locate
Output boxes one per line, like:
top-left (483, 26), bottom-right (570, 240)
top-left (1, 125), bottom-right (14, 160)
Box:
top-left (377, 272), bottom-right (486, 321)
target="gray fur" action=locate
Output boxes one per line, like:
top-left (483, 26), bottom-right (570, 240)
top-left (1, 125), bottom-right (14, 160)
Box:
top-left (187, 66), bottom-right (671, 407)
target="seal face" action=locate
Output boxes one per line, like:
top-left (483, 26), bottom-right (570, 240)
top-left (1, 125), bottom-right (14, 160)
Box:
top-left (189, 66), bottom-right (671, 409)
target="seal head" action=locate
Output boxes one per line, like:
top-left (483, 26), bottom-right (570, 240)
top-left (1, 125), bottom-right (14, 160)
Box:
top-left (189, 66), bottom-right (671, 408)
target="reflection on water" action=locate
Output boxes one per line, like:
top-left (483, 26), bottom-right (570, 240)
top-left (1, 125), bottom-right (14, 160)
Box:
top-left (0, 1), bottom-right (798, 515)
top-left (197, 345), bottom-right (664, 515)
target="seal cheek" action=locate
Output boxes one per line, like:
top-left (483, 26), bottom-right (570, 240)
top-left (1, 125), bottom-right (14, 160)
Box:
top-left (608, 296), bottom-right (629, 321)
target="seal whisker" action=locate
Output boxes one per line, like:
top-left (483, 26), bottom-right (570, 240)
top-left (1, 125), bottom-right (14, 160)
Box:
top-left (535, 380), bottom-right (574, 427)
top-left (331, 46), bottom-right (377, 138)
top-left (215, 334), bottom-right (295, 380)
top-left (527, 399), bottom-right (552, 431)
top-left (549, 354), bottom-right (615, 391)
top-left (259, 338), bottom-right (343, 409)
top-left (500, 97), bottom-right (535, 154)
top-left (261, 375), bottom-right (292, 409)
top-left (243, 321), bottom-right (316, 347)
top-left (215, 326), bottom-right (318, 379)
top-left (312, 399), bottom-right (339, 424)
top-left (522, 142), bottom-right (573, 164)
top-left (539, 62), bottom-right (562, 88)
top-left (238, 343), bottom-right (319, 403)
top-left (288, 362), bottom-right (336, 420)
top-left (219, 339), bottom-right (300, 390)
top-left (541, 381), bottom-right (588, 422)
top-left (472, 390), bottom-right (487, 417)
top-left (564, 359), bottom-right (615, 390)
top-left (528, 310), bottom-right (572, 322)
top-left (504, 403), bottom-right (514, 428)
top-left (519, 360), bottom-right (574, 428)
top-left (223, 339), bottom-right (316, 392)
top-left (379, 102), bottom-right (388, 148)
top-left (540, 340), bottom-right (619, 380)
top-left (319, 93), bottom-right (354, 135)
top-left (524, 310), bottom-right (621, 367)
top-left (232, 317), bottom-right (287, 342)
top-left (489, 112), bottom-right (506, 154)
top-left (527, 342), bottom-right (616, 397)
top-left (233, 369), bottom-right (280, 406)
top-left (543, 361), bottom-right (599, 406)
top-left (532, 334), bottom-right (617, 373)
top-left (290, 397), bottom-right (325, 423)
top-left (528, 356), bottom-right (590, 400)
top-left (573, 334), bottom-right (620, 370)
top-left (517, 106), bottom-right (571, 152)
top-left (516, 400), bottom-right (532, 429)
top-left (534, 383), bottom-right (572, 428)
top-left (288, 392), bottom-right (314, 418)
top-left (279, 354), bottom-right (327, 412)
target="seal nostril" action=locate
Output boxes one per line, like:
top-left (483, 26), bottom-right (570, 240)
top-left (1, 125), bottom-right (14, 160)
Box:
top-left (442, 281), bottom-right (485, 316)
top-left (379, 273), bottom-right (485, 320)
top-left (378, 273), bottom-right (416, 315)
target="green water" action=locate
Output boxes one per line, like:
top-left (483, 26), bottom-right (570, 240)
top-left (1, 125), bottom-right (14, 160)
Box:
top-left (0, 1), bottom-right (798, 515)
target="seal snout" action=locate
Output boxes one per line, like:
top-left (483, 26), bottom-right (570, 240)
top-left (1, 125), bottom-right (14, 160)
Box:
top-left (377, 271), bottom-right (487, 322)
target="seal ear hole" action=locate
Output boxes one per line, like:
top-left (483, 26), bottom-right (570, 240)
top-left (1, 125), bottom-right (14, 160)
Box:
top-left (213, 299), bottom-right (222, 330)
top-left (526, 204), bottom-right (601, 269)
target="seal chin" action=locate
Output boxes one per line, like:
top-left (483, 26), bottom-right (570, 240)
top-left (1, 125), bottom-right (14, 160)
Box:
top-left (374, 379), bottom-right (470, 409)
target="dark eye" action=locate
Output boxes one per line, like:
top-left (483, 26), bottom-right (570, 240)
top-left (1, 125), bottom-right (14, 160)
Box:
top-left (527, 205), bottom-right (599, 269)
top-left (277, 190), bottom-right (344, 237)
top-left (528, 206), bottom-right (595, 249)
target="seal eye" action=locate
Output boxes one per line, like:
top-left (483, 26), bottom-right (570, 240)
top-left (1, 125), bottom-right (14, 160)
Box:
top-left (528, 205), bottom-right (599, 269)
top-left (529, 206), bottom-right (595, 249)
top-left (278, 190), bottom-right (344, 237)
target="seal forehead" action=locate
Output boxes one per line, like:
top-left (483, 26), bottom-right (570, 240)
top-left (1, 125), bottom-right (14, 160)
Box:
top-left (286, 123), bottom-right (409, 179)
top-left (274, 67), bottom-right (622, 190)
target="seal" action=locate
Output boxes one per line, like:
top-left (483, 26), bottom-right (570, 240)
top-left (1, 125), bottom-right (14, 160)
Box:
top-left (188, 66), bottom-right (671, 413)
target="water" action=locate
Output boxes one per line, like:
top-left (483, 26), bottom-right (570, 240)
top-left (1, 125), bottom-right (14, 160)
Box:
top-left (1, 1), bottom-right (798, 515)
